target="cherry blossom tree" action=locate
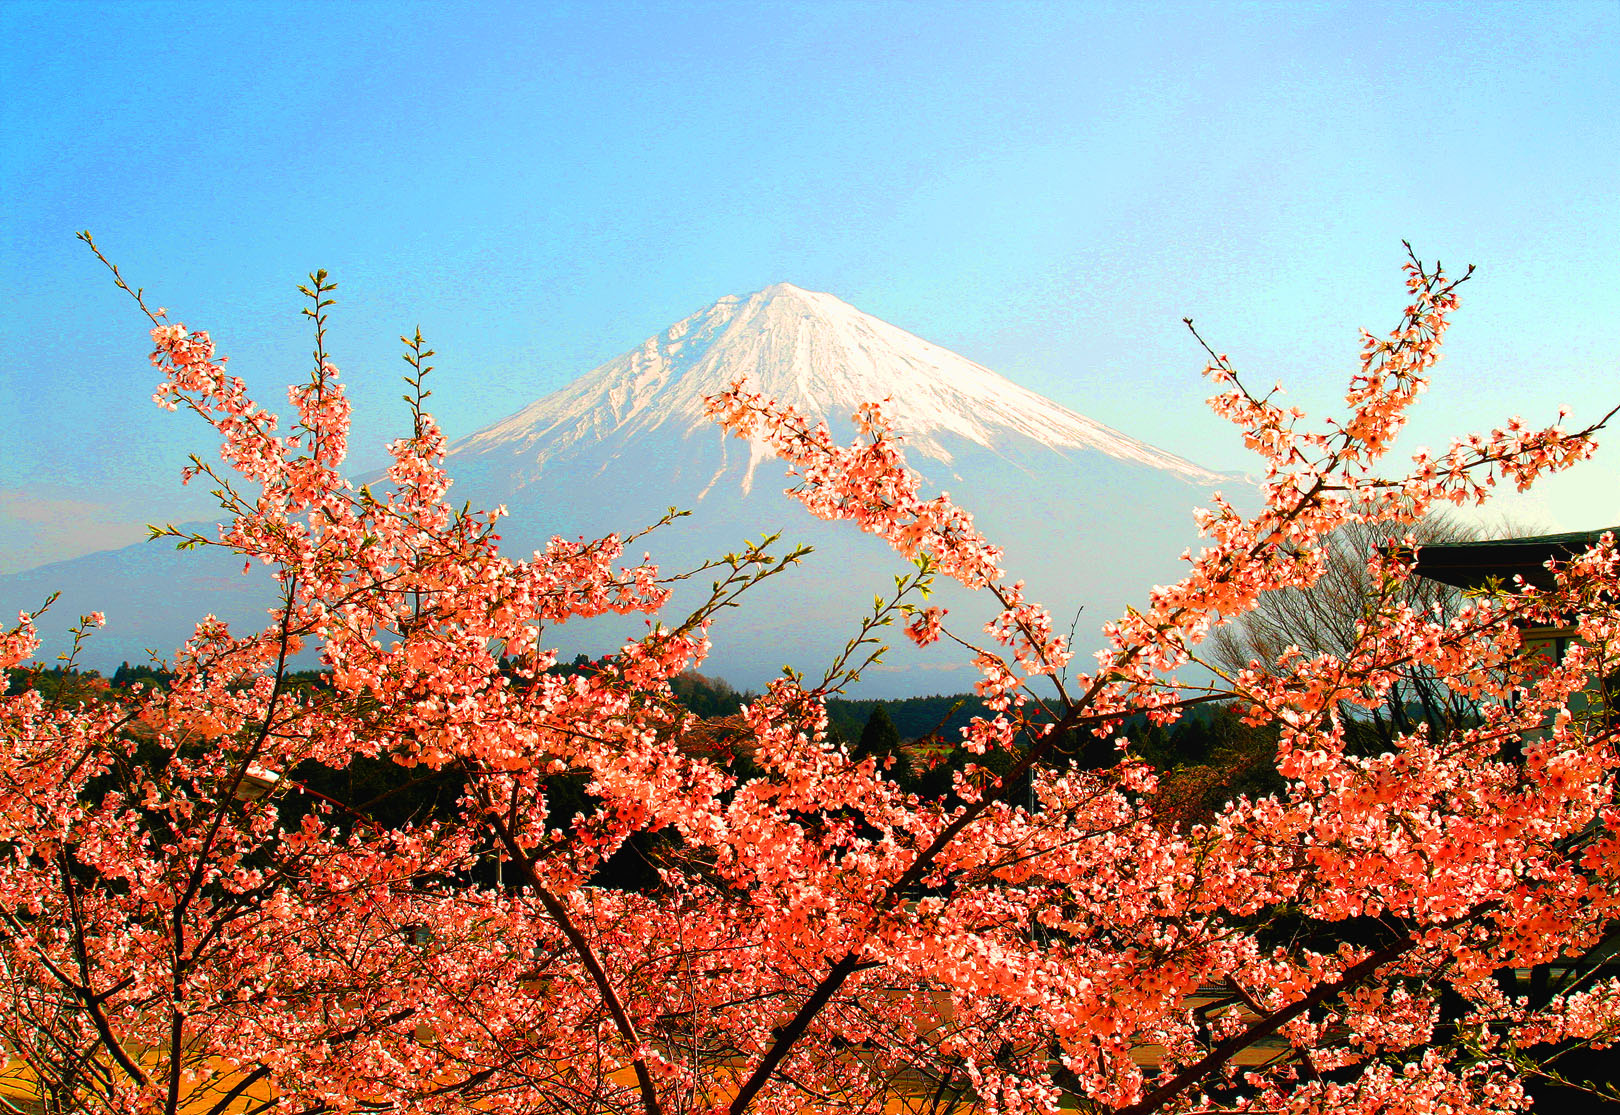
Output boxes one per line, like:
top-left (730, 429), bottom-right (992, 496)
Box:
top-left (1, 238), bottom-right (1616, 1115)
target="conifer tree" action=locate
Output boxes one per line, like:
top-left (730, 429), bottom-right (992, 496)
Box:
top-left (854, 703), bottom-right (902, 763)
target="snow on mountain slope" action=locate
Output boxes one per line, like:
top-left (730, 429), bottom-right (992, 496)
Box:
top-left (454, 283), bottom-right (1220, 489)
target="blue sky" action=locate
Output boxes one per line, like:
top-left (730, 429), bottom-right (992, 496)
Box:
top-left (2, 0), bottom-right (1617, 573)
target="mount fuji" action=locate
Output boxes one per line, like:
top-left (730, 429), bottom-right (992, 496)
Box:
top-left (4, 284), bottom-right (1238, 694)
top-left (443, 283), bottom-right (1231, 692)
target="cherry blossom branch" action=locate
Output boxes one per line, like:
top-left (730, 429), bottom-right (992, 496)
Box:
top-left (0, 906), bottom-right (150, 1091)
top-left (484, 802), bottom-right (664, 1115)
top-left (1119, 903), bottom-right (1498, 1115)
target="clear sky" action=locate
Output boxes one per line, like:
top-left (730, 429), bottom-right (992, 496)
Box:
top-left (2, 0), bottom-right (1617, 574)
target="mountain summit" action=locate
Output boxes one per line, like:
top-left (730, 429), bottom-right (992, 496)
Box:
top-left (454, 283), bottom-right (1218, 495)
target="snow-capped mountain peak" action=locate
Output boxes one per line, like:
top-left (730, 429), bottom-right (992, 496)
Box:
top-left (454, 284), bottom-right (1220, 485)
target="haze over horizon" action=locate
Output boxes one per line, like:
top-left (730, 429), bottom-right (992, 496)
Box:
top-left (3, 0), bottom-right (1617, 579)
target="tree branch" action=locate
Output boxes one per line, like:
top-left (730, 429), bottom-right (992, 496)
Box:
top-left (487, 810), bottom-right (663, 1115)
top-left (1116, 902), bottom-right (1497, 1115)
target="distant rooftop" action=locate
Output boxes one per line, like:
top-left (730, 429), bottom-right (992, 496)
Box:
top-left (1402, 527), bottom-right (1618, 591)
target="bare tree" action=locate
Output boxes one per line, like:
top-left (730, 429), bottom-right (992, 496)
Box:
top-left (1207, 512), bottom-right (1507, 748)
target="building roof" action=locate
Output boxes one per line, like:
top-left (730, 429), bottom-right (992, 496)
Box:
top-left (1402, 526), bottom-right (1617, 592)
